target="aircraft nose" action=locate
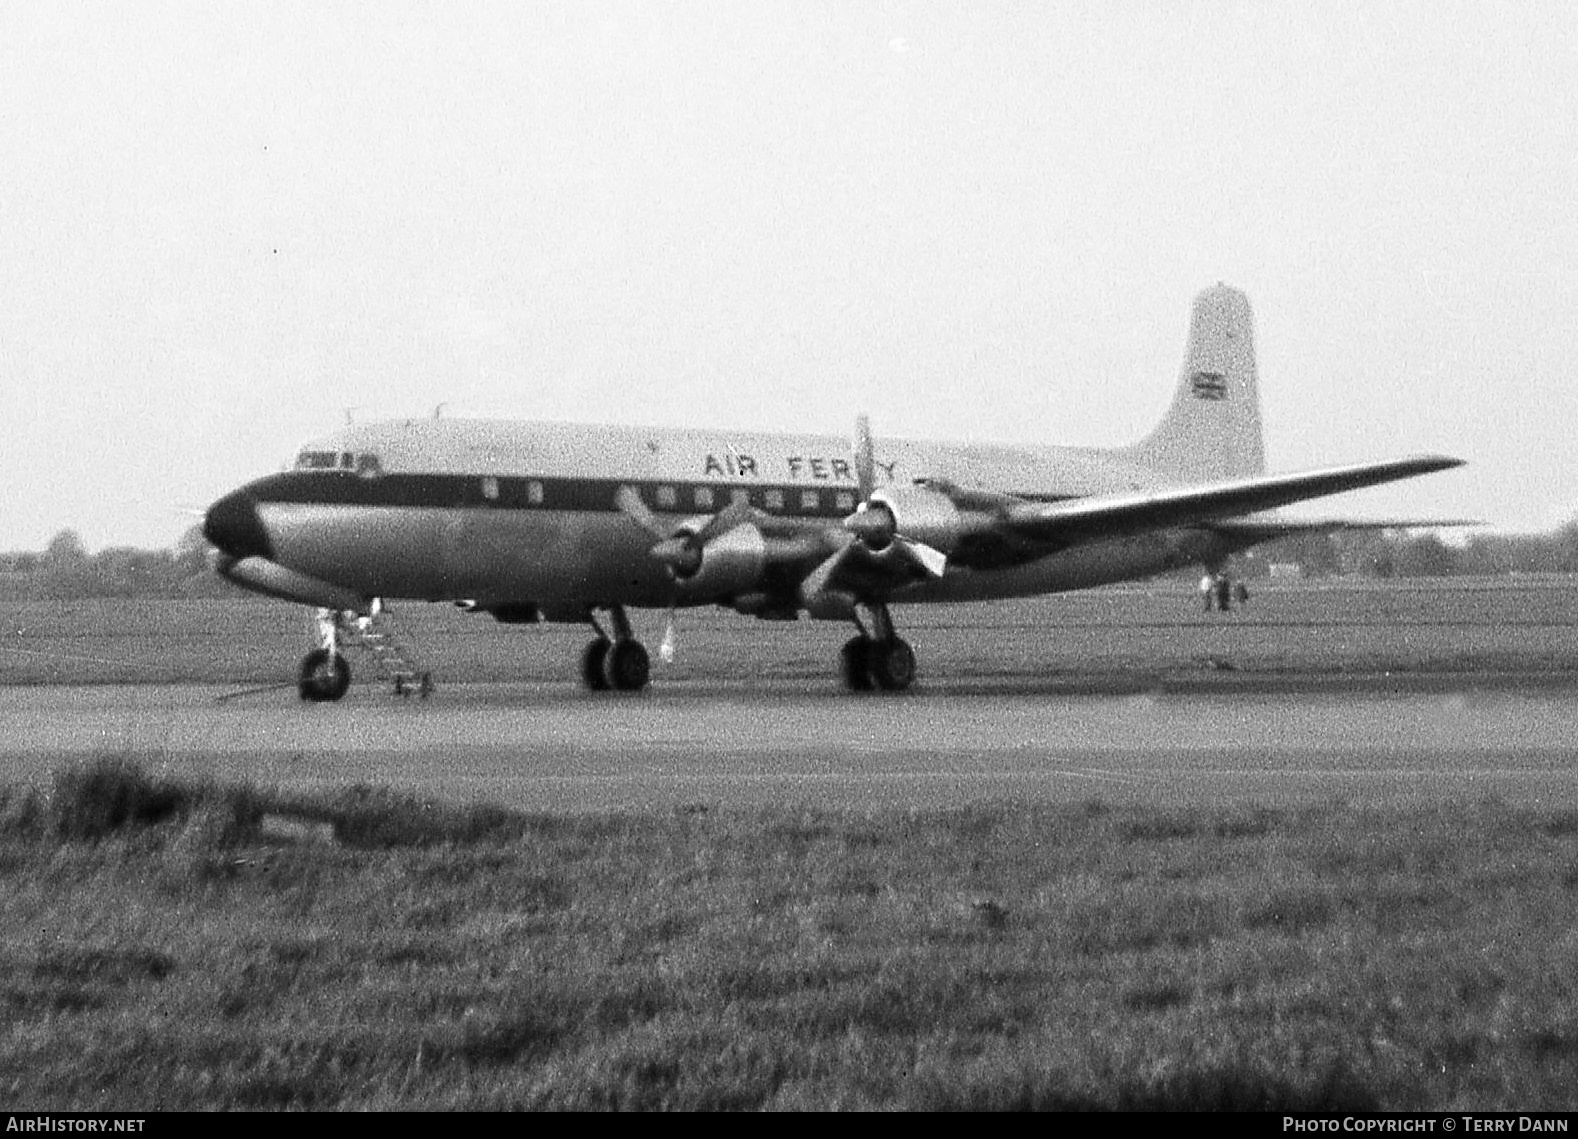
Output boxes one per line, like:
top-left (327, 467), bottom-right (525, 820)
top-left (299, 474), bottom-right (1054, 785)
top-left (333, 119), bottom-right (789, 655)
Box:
top-left (203, 490), bottom-right (273, 560)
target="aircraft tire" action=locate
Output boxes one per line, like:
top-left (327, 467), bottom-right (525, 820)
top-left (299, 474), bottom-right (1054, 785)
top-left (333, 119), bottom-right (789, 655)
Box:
top-left (581, 638), bottom-right (612, 691)
top-left (841, 636), bottom-right (875, 692)
top-left (298, 649), bottom-right (351, 703)
top-left (868, 637), bottom-right (916, 692)
top-left (604, 638), bottom-right (651, 692)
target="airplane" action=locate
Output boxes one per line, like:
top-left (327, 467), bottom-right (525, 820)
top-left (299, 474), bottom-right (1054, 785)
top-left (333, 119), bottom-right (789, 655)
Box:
top-left (202, 284), bottom-right (1464, 701)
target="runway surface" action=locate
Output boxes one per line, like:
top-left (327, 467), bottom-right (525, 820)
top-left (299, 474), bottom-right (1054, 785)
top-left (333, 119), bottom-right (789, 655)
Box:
top-left (4, 673), bottom-right (1578, 812)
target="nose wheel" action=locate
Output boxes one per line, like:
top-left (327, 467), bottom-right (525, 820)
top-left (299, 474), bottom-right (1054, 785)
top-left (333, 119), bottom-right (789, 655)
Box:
top-left (298, 647), bottom-right (351, 702)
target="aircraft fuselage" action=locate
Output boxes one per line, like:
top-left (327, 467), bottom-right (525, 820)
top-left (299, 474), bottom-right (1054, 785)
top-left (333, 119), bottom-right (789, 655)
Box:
top-left (206, 418), bottom-right (1234, 617)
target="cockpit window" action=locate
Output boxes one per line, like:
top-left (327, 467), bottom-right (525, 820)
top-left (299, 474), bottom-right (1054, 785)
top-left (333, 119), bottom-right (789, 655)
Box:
top-left (293, 449), bottom-right (384, 475)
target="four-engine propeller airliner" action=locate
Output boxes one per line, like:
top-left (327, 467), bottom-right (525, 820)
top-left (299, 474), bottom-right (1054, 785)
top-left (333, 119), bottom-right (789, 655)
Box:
top-left (203, 284), bottom-right (1464, 701)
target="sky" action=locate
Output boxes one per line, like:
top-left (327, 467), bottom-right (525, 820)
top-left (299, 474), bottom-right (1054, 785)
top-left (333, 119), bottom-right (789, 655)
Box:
top-left (2, 1), bottom-right (1574, 552)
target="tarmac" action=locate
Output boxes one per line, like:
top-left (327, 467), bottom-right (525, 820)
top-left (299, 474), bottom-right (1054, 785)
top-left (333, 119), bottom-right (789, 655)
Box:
top-left (4, 673), bottom-right (1577, 812)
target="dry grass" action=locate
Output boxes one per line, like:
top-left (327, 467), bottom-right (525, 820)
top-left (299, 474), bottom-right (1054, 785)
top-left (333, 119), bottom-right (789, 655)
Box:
top-left (3, 758), bottom-right (1577, 1110)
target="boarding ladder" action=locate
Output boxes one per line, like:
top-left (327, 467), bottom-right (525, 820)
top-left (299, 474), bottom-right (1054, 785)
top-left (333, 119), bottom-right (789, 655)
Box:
top-left (345, 604), bottom-right (434, 698)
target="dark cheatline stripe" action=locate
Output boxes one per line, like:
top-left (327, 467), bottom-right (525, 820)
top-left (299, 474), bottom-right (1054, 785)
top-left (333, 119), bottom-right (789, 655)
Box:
top-left (243, 471), bottom-right (1084, 518)
top-left (247, 471), bottom-right (865, 519)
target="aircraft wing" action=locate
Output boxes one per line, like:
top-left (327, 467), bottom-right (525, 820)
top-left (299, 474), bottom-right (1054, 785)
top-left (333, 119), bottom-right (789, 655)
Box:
top-left (998, 455), bottom-right (1465, 548)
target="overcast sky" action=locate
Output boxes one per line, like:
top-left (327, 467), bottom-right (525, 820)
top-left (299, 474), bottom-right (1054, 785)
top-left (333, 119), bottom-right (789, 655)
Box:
top-left (2, 2), bottom-right (1573, 551)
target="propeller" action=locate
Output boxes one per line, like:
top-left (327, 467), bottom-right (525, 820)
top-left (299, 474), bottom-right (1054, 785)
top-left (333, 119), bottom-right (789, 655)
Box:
top-left (796, 416), bottom-right (951, 612)
top-left (615, 485), bottom-right (757, 580)
top-left (614, 485), bottom-right (763, 664)
top-left (839, 416), bottom-right (949, 578)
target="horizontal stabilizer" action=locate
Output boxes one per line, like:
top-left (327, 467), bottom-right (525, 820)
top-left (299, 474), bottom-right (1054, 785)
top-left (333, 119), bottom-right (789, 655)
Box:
top-left (1002, 455), bottom-right (1465, 547)
top-left (1209, 516), bottom-right (1480, 543)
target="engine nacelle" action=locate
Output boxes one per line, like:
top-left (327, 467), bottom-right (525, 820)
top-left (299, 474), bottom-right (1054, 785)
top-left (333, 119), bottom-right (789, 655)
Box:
top-left (215, 554), bottom-right (366, 612)
top-left (673, 523), bottom-right (768, 599)
top-left (865, 485), bottom-right (969, 553)
top-left (485, 602), bottom-right (542, 625)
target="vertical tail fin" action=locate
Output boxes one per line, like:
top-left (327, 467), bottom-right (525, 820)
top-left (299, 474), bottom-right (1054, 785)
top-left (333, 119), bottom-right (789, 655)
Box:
top-left (1120, 283), bottom-right (1266, 483)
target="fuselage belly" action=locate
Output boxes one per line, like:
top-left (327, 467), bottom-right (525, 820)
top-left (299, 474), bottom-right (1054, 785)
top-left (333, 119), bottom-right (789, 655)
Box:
top-left (259, 500), bottom-right (1216, 611)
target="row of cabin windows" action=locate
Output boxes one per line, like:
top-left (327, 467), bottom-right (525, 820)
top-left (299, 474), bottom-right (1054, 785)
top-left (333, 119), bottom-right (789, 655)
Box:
top-left (633, 484), bottom-right (857, 514)
top-left (481, 476), bottom-right (543, 505)
top-left (478, 477), bottom-right (855, 514)
top-left (292, 458), bottom-right (856, 514)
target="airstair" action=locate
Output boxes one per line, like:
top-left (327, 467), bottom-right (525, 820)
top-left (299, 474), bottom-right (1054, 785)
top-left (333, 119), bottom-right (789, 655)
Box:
top-left (338, 603), bottom-right (434, 698)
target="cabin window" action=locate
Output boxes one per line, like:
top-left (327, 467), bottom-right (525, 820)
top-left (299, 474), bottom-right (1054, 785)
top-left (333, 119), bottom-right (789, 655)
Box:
top-left (657, 485), bottom-right (677, 509)
top-left (800, 489), bottom-right (820, 512)
top-left (695, 486), bottom-right (715, 509)
top-left (764, 488), bottom-right (784, 511)
top-left (481, 476), bottom-right (500, 502)
top-left (340, 452), bottom-right (354, 470)
top-left (835, 491), bottom-right (855, 512)
top-left (295, 451), bottom-right (338, 470)
top-left (527, 480), bottom-right (544, 506)
top-left (355, 453), bottom-right (383, 479)
top-left (730, 488), bottom-right (750, 507)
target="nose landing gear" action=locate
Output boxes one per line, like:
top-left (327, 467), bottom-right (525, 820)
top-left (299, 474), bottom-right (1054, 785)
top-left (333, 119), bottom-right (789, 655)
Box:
top-left (298, 603), bottom-right (433, 702)
top-left (298, 646), bottom-right (351, 702)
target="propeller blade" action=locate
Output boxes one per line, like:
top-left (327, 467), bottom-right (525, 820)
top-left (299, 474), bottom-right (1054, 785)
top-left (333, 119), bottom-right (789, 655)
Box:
top-left (659, 608), bottom-right (677, 663)
top-left (651, 536), bottom-right (694, 567)
top-left (798, 546), bottom-right (853, 605)
top-left (854, 414), bottom-right (876, 501)
top-left (614, 485), bottom-right (666, 539)
top-left (686, 497), bottom-right (757, 550)
top-left (897, 538), bottom-right (948, 579)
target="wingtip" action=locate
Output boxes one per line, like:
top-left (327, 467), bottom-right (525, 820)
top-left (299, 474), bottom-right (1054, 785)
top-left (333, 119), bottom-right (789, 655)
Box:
top-left (1406, 453), bottom-right (1467, 473)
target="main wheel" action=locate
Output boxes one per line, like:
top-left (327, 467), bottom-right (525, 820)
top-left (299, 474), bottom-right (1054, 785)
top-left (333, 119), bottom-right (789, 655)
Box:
top-left (603, 638), bottom-right (651, 692)
top-left (298, 649), bottom-right (351, 702)
top-left (581, 638), bottom-right (612, 690)
top-left (868, 637), bottom-right (916, 691)
top-left (841, 636), bottom-right (874, 692)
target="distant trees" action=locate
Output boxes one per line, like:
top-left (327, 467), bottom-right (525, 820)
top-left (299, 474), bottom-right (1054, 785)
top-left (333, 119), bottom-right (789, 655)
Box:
top-left (1247, 521), bottom-right (1578, 579)
top-left (0, 527), bottom-right (233, 600)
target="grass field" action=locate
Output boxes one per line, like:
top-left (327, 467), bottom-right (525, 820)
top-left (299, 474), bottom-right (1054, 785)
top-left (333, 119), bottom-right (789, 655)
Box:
top-left (4, 583), bottom-right (1578, 1110)
top-left (4, 577), bottom-right (1578, 687)
top-left (3, 759), bottom-right (1577, 1111)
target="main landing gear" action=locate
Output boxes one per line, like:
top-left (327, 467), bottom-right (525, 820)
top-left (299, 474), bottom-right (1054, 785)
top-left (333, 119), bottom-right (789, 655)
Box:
top-left (840, 601), bottom-right (917, 692)
top-left (581, 605), bottom-right (651, 693)
top-left (1199, 571), bottom-right (1249, 613)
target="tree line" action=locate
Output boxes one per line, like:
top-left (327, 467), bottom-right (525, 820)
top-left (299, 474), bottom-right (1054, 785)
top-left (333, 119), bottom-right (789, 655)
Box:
top-left (1247, 521), bottom-right (1578, 579)
top-left (0, 528), bottom-right (231, 600)
top-left (4, 521), bottom-right (1578, 601)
